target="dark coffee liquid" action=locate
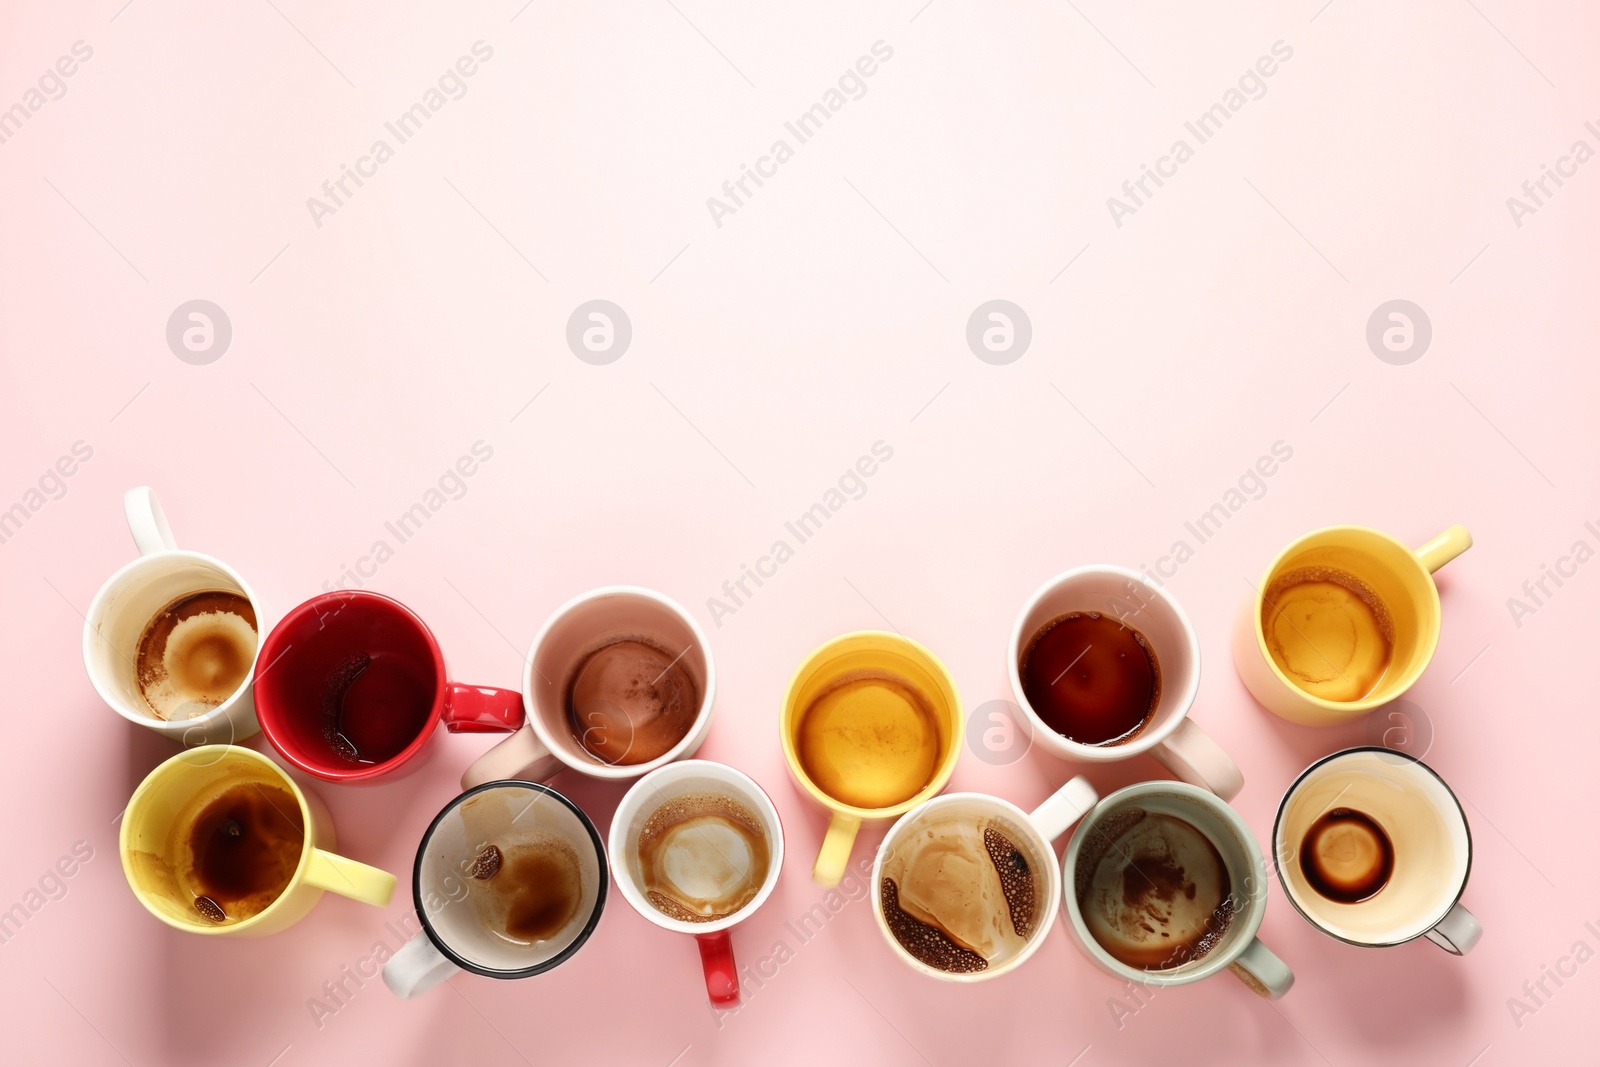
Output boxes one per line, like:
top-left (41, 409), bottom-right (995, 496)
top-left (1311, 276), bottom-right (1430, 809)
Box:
top-left (467, 837), bottom-right (584, 944)
top-left (136, 590), bottom-right (258, 720)
top-left (183, 782), bottom-right (304, 923)
top-left (320, 651), bottom-right (433, 766)
top-left (1021, 612), bottom-right (1160, 745)
top-left (1300, 808), bottom-right (1394, 903)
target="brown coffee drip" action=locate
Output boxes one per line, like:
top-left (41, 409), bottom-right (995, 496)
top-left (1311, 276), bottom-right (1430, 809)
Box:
top-left (136, 590), bottom-right (258, 720)
top-left (1299, 808), bottom-right (1394, 904)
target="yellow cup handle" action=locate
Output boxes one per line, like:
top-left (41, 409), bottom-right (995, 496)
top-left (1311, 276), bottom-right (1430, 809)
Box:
top-left (305, 848), bottom-right (397, 907)
top-left (1415, 524), bottom-right (1472, 573)
top-left (812, 812), bottom-right (860, 887)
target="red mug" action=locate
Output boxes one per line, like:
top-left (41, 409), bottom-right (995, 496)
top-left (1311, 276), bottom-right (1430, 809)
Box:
top-left (255, 591), bottom-right (523, 783)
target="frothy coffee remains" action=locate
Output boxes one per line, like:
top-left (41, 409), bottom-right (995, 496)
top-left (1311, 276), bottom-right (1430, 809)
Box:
top-left (880, 814), bottom-right (1038, 974)
top-left (1076, 809), bottom-right (1234, 970)
top-left (568, 639), bottom-right (698, 765)
top-left (136, 591), bottom-right (258, 720)
top-left (635, 791), bottom-right (770, 923)
top-left (1262, 566), bottom-right (1394, 702)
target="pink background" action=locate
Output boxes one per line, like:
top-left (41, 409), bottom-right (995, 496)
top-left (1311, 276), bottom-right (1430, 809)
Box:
top-left (3, 1), bottom-right (1597, 1064)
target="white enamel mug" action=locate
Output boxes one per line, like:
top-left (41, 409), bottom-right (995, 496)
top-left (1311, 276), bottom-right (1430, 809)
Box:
top-left (83, 487), bottom-right (263, 745)
top-left (1273, 747), bottom-right (1481, 955)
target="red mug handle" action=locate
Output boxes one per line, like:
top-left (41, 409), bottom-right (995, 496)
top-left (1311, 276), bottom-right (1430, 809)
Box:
top-left (442, 684), bottom-right (525, 733)
top-left (696, 931), bottom-right (739, 1005)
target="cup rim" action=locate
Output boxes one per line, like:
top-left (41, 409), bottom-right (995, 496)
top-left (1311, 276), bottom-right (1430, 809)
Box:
top-left (254, 589), bottom-right (448, 782)
top-left (868, 791), bottom-right (1063, 982)
top-left (84, 548), bottom-right (263, 734)
top-left (1271, 745), bottom-right (1473, 948)
top-left (606, 759), bottom-right (786, 935)
top-left (412, 780), bottom-right (610, 980)
top-left (1060, 780), bottom-right (1267, 985)
top-left (119, 745), bottom-right (315, 936)
top-left (524, 585), bottom-right (718, 780)
top-left (779, 630), bottom-right (963, 820)
top-left (1249, 525), bottom-right (1443, 714)
top-left (1007, 564), bottom-right (1201, 760)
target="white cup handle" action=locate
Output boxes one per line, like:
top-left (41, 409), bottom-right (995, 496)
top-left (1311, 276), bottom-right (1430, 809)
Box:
top-left (1228, 936), bottom-right (1294, 999)
top-left (1423, 902), bottom-right (1482, 955)
top-left (461, 723), bottom-right (561, 790)
top-left (383, 931), bottom-right (459, 999)
top-left (124, 486), bottom-right (177, 556)
top-left (1027, 776), bottom-right (1098, 841)
top-left (1150, 718), bottom-right (1244, 801)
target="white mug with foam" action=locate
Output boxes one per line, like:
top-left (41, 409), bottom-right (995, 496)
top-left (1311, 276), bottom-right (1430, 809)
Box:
top-left (608, 760), bottom-right (785, 1005)
top-left (460, 586), bottom-right (716, 789)
top-left (83, 487), bottom-right (263, 745)
top-left (1273, 747), bottom-right (1481, 955)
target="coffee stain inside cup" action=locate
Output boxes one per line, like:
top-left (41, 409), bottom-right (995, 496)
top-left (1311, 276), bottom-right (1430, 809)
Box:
top-left (1261, 566), bottom-right (1394, 702)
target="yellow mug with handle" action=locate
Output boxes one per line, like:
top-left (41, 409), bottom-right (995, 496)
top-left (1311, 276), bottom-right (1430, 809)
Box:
top-left (121, 746), bottom-right (396, 936)
top-left (781, 632), bottom-right (963, 887)
top-left (1232, 524), bottom-right (1471, 726)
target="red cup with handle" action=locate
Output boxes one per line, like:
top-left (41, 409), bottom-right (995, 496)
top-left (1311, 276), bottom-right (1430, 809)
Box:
top-left (608, 760), bottom-right (784, 1005)
top-left (255, 590), bottom-right (523, 783)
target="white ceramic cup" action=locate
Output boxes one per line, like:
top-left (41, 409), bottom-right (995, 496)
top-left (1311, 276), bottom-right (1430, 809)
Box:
top-left (1062, 781), bottom-right (1294, 999)
top-left (1009, 565), bottom-right (1244, 800)
top-left (461, 587), bottom-right (715, 789)
top-left (383, 781), bottom-right (609, 998)
top-left (870, 777), bottom-right (1099, 982)
top-left (83, 487), bottom-right (263, 745)
top-left (608, 760), bottom-right (785, 1005)
top-left (1273, 747), bottom-right (1481, 955)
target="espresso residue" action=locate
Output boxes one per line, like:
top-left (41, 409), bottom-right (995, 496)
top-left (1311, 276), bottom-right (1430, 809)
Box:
top-left (880, 877), bottom-right (988, 974)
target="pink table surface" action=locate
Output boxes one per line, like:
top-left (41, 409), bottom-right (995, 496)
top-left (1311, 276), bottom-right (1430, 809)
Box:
top-left (3, 2), bottom-right (1597, 1065)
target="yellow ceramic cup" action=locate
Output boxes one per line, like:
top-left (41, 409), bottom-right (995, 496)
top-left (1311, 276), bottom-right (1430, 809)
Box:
top-left (120, 746), bottom-right (396, 936)
top-left (780, 632), bottom-right (962, 887)
top-left (1232, 525), bottom-right (1471, 726)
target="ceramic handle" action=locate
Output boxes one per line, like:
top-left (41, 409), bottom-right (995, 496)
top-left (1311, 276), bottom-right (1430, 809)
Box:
top-left (1028, 776), bottom-right (1098, 841)
top-left (697, 930), bottom-right (740, 1005)
top-left (1423, 902), bottom-right (1482, 955)
top-left (812, 812), bottom-right (860, 887)
top-left (460, 724), bottom-right (561, 790)
top-left (1415, 524), bottom-right (1472, 573)
top-left (383, 931), bottom-right (459, 999)
top-left (1228, 937), bottom-right (1294, 999)
top-left (124, 486), bottom-right (177, 555)
top-left (442, 683), bottom-right (525, 733)
top-left (1151, 718), bottom-right (1244, 801)
top-left (304, 849), bottom-right (396, 906)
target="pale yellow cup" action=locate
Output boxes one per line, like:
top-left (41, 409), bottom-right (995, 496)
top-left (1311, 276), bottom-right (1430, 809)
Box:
top-left (780, 632), bottom-right (962, 887)
top-left (120, 746), bottom-right (396, 936)
top-left (1232, 525), bottom-right (1470, 726)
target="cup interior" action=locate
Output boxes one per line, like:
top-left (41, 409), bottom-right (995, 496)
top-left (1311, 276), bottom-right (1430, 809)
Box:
top-left (1064, 784), bottom-right (1265, 982)
top-left (86, 552), bottom-right (259, 725)
top-left (610, 761), bottom-right (785, 933)
top-left (872, 793), bottom-right (1060, 981)
top-left (1256, 528), bottom-right (1436, 706)
top-left (527, 588), bottom-right (713, 773)
top-left (121, 747), bottom-right (311, 933)
top-left (781, 633), bottom-right (962, 815)
top-left (1010, 567), bottom-right (1199, 755)
top-left (415, 782), bottom-right (607, 977)
top-left (255, 591), bottom-right (444, 777)
top-left (1274, 748), bottom-right (1469, 946)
